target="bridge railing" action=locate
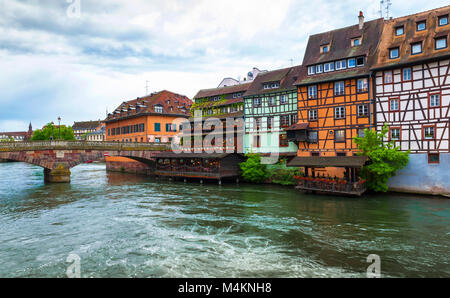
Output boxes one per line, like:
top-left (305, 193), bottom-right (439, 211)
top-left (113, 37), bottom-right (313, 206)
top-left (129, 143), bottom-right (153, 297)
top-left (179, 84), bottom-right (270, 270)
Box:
top-left (0, 141), bottom-right (171, 152)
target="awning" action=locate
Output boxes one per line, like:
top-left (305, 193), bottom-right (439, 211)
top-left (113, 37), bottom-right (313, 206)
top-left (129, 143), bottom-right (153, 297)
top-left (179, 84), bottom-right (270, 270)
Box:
top-left (287, 156), bottom-right (368, 168)
top-left (284, 122), bottom-right (309, 131)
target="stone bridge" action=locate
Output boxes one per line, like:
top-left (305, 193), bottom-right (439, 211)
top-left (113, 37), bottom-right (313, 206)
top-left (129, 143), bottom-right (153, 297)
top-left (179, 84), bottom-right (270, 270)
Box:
top-left (0, 141), bottom-right (170, 183)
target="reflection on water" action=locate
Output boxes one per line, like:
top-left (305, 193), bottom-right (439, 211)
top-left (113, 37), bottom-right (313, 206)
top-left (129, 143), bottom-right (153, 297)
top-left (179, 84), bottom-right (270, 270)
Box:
top-left (0, 162), bottom-right (448, 277)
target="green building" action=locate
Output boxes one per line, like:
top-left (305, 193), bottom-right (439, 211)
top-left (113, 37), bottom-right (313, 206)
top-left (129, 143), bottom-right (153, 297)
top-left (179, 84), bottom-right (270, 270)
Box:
top-left (243, 66), bottom-right (301, 158)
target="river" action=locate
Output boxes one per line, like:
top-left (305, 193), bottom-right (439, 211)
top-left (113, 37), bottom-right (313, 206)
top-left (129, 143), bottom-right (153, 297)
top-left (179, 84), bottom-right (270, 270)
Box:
top-left (0, 162), bottom-right (448, 278)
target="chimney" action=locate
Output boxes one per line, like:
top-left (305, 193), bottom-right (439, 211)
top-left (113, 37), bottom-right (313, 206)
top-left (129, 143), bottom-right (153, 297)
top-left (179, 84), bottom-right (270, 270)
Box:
top-left (358, 11), bottom-right (364, 30)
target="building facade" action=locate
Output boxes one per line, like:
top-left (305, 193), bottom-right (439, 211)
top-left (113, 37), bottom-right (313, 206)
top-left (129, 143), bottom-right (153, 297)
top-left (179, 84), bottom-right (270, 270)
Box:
top-left (182, 83), bottom-right (250, 153)
top-left (72, 121), bottom-right (103, 141)
top-left (0, 123), bottom-right (33, 142)
top-left (243, 66), bottom-right (301, 157)
top-left (372, 6), bottom-right (450, 195)
top-left (104, 90), bottom-right (192, 174)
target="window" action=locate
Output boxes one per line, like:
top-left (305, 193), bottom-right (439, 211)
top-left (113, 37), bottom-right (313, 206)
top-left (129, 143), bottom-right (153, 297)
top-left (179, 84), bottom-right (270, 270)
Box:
top-left (335, 130), bottom-right (345, 142)
top-left (267, 117), bottom-right (274, 130)
top-left (390, 128), bottom-right (401, 140)
top-left (253, 98), bottom-right (261, 107)
top-left (280, 115), bottom-right (290, 128)
top-left (233, 93), bottom-right (243, 99)
top-left (308, 66), bottom-right (315, 75)
top-left (403, 68), bottom-right (412, 81)
top-left (435, 37), bottom-right (447, 50)
top-left (311, 152), bottom-right (320, 156)
top-left (154, 123), bottom-right (161, 132)
top-left (356, 57), bottom-right (365, 66)
top-left (268, 97), bottom-right (276, 106)
top-left (428, 153), bottom-right (440, 164)
top-left (411, 42), bottom-right (422, 55)
top-left (357, 128), bottom-right (366, 138)
top-left (279, 134), bottom-right (289, 147)
top-left (348, 58), bottom-right (356, 68)
top-left (336, 152), bottom-right (347, 157)
top-left (384, 71), bottom-right (393, 84)
top-left (291, 114), bottom-right (298, 126)
top-left (155, 137), bottom-right (160, 143)
top-left (439, 15), bottom-right (449, 26)
top-left (280, 95), bottom-right (287, 104)
top-left (395, 26), bottom-right (404, 36)
top-left (324, 62), bottom-right (335, 72)
top-left (166, 124), bottom-right (177, 132)
top-left (155, 106), bottom-right (163, 113)
top-left (334, 81), bottom-right (345, 96)
top-left (423, 125), bottom-right (435, 139)
top-left (389, 98), bottom-right (400, 111)
top-left (308, 109), bottom-right (318, 121)
top-left (321, 44), bottom-right (329, 53)
top-left (335, 60), bottom-right (347, 70)
top-left (308, 85), bottom-right (318, 99)
top-left (357, 104), bottom-right (369, 117)
top-left (352, 37), bottom-right (361, 47)
top-left (316, 64), bottom-right (323, 73)
top-left (308, 131), bottom-right (318, 143)
top-left (429, 93), bottom-right (440, 107)
top-left (357, 78), bottom-right (368, 93)
top-left (334, 106), bottom-right (345, 119)
top-left (389, 47), bottom-right (399, 59)
top-left (416, 21), bottom-right (426, 31)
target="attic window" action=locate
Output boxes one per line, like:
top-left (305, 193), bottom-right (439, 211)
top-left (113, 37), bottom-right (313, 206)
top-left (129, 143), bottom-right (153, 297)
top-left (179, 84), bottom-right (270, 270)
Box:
top-left (416, 21), bottom-right (426, 31)
top-left (438, 15), bottom-right (448, 26)
top-left (356, 57), bottom-right (365, 66)
top-left (263, 82), bottom-right (280, 89)
top-left (155, 106), bottom-right (163, 113)
top-left (320, 44), bottom-right (330, 53)
top-left (395, 26), bottom-right (404, 36)
top-left (352, 37), bottom-right (362, 47)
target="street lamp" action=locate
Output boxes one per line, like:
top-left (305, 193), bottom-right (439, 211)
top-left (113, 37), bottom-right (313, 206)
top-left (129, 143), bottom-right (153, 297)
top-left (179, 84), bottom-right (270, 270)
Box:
top-left (51, 122), bottom-right (54, 140)
top-left (58, 116), bottom-right (61, 140)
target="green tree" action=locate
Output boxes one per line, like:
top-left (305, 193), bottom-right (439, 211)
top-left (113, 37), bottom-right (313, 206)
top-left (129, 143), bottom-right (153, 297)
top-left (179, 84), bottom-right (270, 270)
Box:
top-left (0, 137), bottom-right (15, 142)
top-left (31, 123), bottom-right (75, 141)
top-left (354, 124), bottom-right (410, 192)
top-left (239, 154), bottom-right (270, 183)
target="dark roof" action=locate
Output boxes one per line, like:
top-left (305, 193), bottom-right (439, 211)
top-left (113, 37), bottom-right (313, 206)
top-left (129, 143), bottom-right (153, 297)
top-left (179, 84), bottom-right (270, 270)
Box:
top-left (0, 131), bottom-right (28, 137)
top-left (285, 122), bottom-right (309, 131)
top-left (106, 90), bottom-right (192, 123)
top-left (72, 120), bottom-right (101, 130)
top-left (155, 152), bottom-right (244, 159)
top-left (295, 18), bottom-right (384, 85)
top-left (194, 82), bottom-right (252, 99)
top-left (372, 5), bottom-right (450, 70)
top-left (244, 65), bottom-right (303, 97)
top-left (287, 156), bottom-right (368, 168)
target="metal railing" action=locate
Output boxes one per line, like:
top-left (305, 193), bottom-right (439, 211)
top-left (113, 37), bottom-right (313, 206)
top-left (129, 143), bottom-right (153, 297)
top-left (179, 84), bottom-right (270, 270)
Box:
top-left (0, 141), bottom-right (170, 152)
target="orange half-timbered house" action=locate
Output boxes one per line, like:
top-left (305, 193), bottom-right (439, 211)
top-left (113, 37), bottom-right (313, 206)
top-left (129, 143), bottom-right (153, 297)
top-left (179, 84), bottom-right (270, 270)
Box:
top-left (287, 13), bottom-right (384, 195)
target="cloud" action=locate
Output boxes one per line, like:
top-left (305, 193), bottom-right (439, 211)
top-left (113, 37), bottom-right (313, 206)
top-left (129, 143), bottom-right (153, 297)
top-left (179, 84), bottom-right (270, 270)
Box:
top-left (1, 0), bottom-right (449, 131)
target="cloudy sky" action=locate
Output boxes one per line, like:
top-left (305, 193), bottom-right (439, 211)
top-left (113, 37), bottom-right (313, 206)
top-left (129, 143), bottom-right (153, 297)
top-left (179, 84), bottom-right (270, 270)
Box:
top-left (1, 0), bottom-right (449, 131)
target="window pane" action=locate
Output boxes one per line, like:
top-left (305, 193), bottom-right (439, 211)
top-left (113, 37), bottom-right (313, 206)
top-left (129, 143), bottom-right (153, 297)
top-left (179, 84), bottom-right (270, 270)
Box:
top-left (436, 38), bottom-right (447, 49)
top-left (403, 68), bottom-right (412, 81)
top-left (348, 58), bottom-right (356, 68)
top-left (412, 43), bottom-right (422, 54)
top-left (390, 48), bottom-right (399, 59)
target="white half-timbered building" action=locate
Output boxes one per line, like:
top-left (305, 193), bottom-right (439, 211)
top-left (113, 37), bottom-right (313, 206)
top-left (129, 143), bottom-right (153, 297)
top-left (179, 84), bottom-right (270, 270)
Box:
top-left (372, 6), bottom-right (450, 196)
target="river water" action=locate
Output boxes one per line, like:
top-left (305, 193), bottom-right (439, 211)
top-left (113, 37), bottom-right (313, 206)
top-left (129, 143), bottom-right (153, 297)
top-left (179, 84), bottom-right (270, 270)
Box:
top-left (0, 162), bottom-right (448, 278)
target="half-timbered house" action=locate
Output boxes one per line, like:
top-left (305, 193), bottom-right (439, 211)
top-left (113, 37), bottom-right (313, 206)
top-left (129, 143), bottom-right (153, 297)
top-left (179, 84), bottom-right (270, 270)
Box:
top-left (371, 6), bottom-right (450, 195)
top-left (287, 13), bottom-right (384, 195)
top-left (243, 66), bottom-right (301, 159)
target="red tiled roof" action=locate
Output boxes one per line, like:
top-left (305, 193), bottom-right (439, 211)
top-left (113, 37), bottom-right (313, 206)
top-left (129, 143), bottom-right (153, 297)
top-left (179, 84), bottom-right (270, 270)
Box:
top-left (194, 82), bottom-right (252, 99)
top-left (106, 90), bottom-right (192, 122)
top-left (285, 122), bottom-right (309, 131)
top-left (372, 5), bottom-right (450, 70)
top-left (244, 65), bottom-right (302, 97)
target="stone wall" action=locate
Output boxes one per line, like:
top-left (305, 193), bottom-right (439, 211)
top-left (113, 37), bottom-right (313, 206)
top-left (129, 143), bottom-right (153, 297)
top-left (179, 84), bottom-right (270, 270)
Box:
top-left (105, 157), bottom-right (152, 175)
top-left (388, 153), bottom-right (450, 197)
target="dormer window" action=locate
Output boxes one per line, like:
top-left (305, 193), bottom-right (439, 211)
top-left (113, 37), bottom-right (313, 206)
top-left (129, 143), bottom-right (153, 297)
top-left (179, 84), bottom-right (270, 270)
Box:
top-left (316, 64), bottom-right (323, 73)
top-left (438, 15), bottom-right (448, 26)
top-left (411, 42), bottom-right (423, 55)
top-left (324, 62), bottom-right (334, 72)
top-left (321, 44), bottom-right (330, 53)
top-left (395, 26), bottom-right (404, 36)
top-left (416, 21), bottom-right (426, 31)
top-left (308, 66), bottom-right (315, 75)
top-left (352, 37), bottom-right (362, 47)
top-left (389, 47), bottom-right (400, 59)
top-left (263, 82), bottom-right (280, 89)
top-left (155, 105), bottom-right (163, 113)
top-left (335, 60), bottom-right (347, 70)
top-left (356, 57), bottom-right (365, 66)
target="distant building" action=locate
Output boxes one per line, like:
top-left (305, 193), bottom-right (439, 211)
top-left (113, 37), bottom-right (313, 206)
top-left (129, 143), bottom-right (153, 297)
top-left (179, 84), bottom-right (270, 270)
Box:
top-left (217, 67), bottom-right (267, 88)
top-left (72, 121), bottom-right (103, 140)
top-left (86, 126), bottom-right (106, 142)
top-left (0, 123), bottom-right (33, 142)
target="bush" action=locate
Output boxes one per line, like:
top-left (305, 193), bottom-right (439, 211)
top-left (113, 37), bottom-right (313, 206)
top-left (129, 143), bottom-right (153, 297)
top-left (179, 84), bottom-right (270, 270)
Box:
top-left (239, 154), bottom-right (270, 183)
top-left (354, 124), bottom-right (410, 192)
top-left (270, 169), bottom-right (301, 186)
